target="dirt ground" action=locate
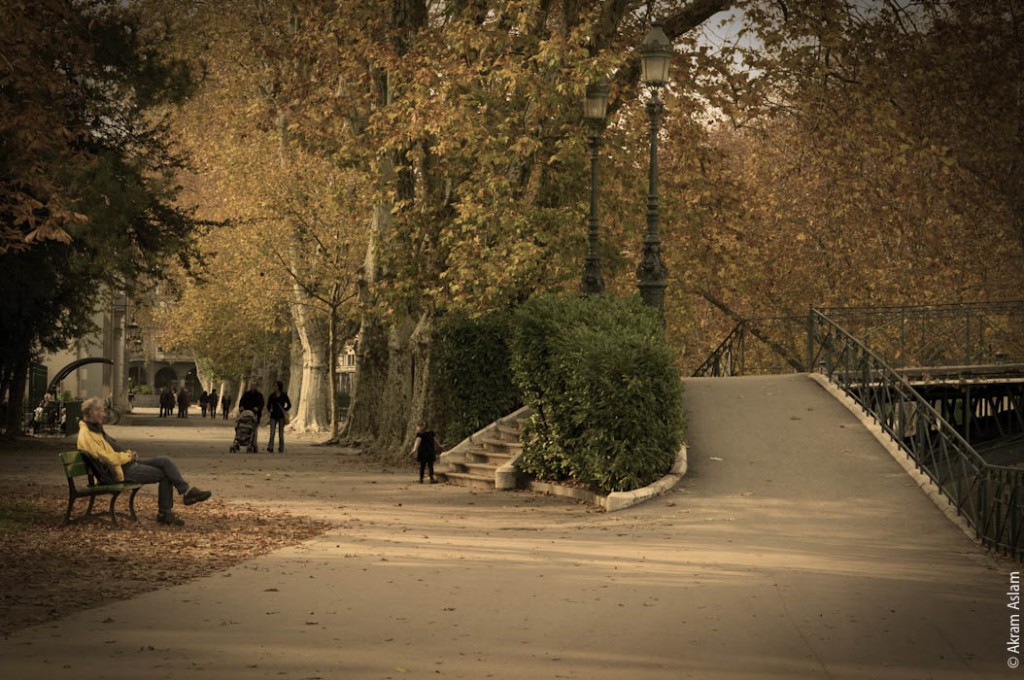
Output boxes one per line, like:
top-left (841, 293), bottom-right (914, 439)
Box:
top-left (0, 433), bottom-right (331, 637)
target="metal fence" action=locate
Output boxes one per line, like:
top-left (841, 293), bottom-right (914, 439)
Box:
top-left (818, 301), bottom-right (1024, 369)
top-left (694, 301), bottom-right (1024, 377)
top-left (809, 309), bottom-right (1024, 558)
top-left (692, 316), bottom-right (807, 377)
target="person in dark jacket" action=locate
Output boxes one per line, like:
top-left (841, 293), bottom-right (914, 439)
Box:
top-left (410, 421), bottom-right (438, 484)
top-left (159, 387), bottom-right (174, 417)
top-left (221, 393), bottom-right (231, 419)
top-left (176, 387), bottom-right (190, 418)
top-left (266, 380), bottom-right (292, 453)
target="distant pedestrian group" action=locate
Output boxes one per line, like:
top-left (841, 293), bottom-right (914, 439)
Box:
top-left (199, 388), bottom-right (219, 417)
top-left (159, 387), bottom-right (174, 417)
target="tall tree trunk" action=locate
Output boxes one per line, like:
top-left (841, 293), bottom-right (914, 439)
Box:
top-left (342, 61), bottom-right (395, 444)
top-left (287, 327), bottom-right (303, 413)
top-left (326, 292), bottom-right (341, 441)
top-left (407, 312), bottom-right (439, 448)
top-left (288, 246), bottom-right (331, 432)
top-left (218, 379), bottom-right (238, 417)
top-left (378, 314), bottom-right (420, 452)
top-left (343, 314), bottom-right (389, 442)
top-left (2, 355), bottom-right (29, 437)
top-left (349, 312), bottom-right (433, 459)
top-left (343, 0), bottom-right (436, 456)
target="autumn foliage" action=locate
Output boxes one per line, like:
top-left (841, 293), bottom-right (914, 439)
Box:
top-left (5, 0), bottom-right (1022, 450)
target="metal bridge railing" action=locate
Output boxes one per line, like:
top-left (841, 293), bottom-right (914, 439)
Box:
top-left (693, 321), bottom-right (748, 377)
top-left (694, 301), bottom-right (1024, 378)
top-left (819, 301), bottom-right (1024, 369)
top-left (692, 317), bottom-right (806, 377)
top-left (809, 309), bottom-right (1024, 558)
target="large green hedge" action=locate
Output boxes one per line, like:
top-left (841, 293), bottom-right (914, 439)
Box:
top-left (432, 310), bottom-right (522, 444)
top-left (508, 294), bottom-right (685, 493)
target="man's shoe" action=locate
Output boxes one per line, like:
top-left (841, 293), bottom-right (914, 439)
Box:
top-left (157, 511), bottom-right (185, 526)
top-left (183, 487), bottom-right (212, 506)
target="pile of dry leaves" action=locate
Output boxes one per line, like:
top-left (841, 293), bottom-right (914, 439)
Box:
top-left (0, 483), bottom-right (328, 638)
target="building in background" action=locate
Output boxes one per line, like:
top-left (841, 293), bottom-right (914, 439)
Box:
top-left (33, 290), bottom-right (197, 414)
top-left (337, 344), bottom-right (357, 396)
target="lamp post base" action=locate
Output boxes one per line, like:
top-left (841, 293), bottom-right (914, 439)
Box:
top-left (637, 260), bottom-right (668, 325)
top-left (582, 256), bottom-right (605, 296)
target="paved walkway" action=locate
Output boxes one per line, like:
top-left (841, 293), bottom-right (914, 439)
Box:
top-left (0, 375), bottom-right (1017, 679)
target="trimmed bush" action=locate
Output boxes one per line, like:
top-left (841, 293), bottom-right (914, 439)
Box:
top-left (432, 310), bottom-right (522, 444)
top-left (509, 294), bottom-right (685, 493)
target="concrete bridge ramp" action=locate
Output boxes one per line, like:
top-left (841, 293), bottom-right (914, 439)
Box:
top-left (677, 373), bottom-right (1011, 678)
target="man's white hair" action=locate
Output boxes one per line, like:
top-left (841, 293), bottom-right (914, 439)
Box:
top-left (81, 397), bottom-right (104, 419)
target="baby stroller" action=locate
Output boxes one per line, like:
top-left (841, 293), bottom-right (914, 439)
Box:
top-left (229, 409), bottom-right (258, 453)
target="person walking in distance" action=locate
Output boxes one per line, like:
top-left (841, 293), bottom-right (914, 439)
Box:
top-left (221, 392), bottom-right (231, 419)
top-left (208, 388), bottom-right (219, 418)
top-left (410, 421), bottom-right (439, 484)
top-left (266, 380), bottom-right (292, 453)
top-left (159, 387), bottom-right (173, 417)
top-left (176, 387), bottom-right (190, 418)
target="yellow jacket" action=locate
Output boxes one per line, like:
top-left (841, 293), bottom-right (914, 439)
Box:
top-left (76, 421), bottom-right (133, 481)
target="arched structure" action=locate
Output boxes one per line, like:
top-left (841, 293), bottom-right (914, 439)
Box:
top-left (154, 366), bottom-right (178, 390)
top-left (47, 358), bottom-right (113, 395)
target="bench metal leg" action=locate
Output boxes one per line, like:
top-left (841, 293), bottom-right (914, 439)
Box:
top-left (58, 485), bottom-right (142, 528)
top-left (60, 494), bottom-right (76, 526)
top-left (128, 487), bottom-right (140, 521)
top-left (107, 492), bottom-right (122, 526)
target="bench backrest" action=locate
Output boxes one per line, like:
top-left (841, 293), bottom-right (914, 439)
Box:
top-left (58, 450), bottom-right (90, 480)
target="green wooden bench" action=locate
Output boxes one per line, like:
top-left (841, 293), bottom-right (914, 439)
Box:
top-left (58, 451), bottom-right (143, 526)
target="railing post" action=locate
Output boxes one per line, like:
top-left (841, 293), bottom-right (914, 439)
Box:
top-left (807, 308), bottom-right (815, 373)
top-left (738, 321), bottom-right (746, 376)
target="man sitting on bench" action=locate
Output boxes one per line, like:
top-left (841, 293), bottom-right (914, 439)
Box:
top-left (76, 397), bottom-right (213, 526)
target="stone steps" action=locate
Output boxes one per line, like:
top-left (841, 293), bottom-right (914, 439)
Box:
top-left (436, 406), bottom-right (532, 490)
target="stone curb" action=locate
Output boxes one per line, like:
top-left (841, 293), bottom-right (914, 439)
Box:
top-left (524, 443), bottom-right (688, 512)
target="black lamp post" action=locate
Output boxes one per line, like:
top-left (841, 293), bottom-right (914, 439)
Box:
top-left (636, 20), bottom-right (672, 323)
top-left (582, 79), bottom-right (610, 296)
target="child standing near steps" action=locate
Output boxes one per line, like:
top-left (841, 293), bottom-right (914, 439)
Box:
top-left (410, 421), bottom-right (438, 484)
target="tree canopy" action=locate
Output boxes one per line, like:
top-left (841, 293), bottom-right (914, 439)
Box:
top-left (664, 0), bottom-right (1024, 363)
top-left (0, 0), bottom-right (204, 433)
top-left (8, 0), bottom-right (1021, 447)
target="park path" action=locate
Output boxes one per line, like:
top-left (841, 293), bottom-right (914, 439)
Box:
top-left (0, 374), bottom-right (1017, 679)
